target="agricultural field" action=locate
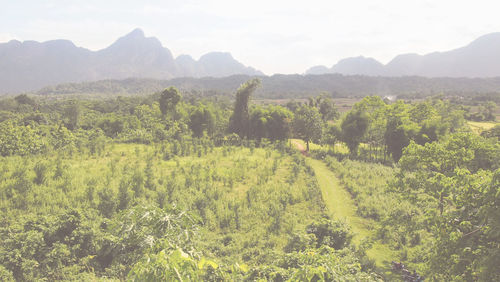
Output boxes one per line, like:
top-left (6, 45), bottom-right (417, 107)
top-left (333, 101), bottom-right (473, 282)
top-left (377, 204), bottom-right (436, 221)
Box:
top-left (0, 80), bottom-right (499, 281)
top-left (0, 141), bottom-right (382, 280)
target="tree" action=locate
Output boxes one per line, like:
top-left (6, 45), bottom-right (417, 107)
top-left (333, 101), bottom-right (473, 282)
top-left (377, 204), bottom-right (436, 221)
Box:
top-left (293, 105), bottom-right (323, 151)
top-left (352, 96), bottom-right (387, 160)
top-left (397, 133), bottom-right (500, 280)
top-left (384, 116), bottom-right (414, 162)
top-left (159, 87), bottom-right (181, 117)
top-left (64, 101), bottom-right (81, 130)
top-left (324, 124), bottom-right (342, 152)
top-left (228, 78), bottom-right (261, 138)
top-left (340, 109), bottom-right (369, 156)
top-left (384, 102), bottom-right (418, 162)
top-left (249, 106), bottom-right (267, 143)
top-left (14, 94), bottom-right (35, 106)
top-left (481, 124), bottom-right (500, 141)
top-left (266, 106), bottom-right (293, 141)
top-left (189, 105), bottom-right (215, 138)
top-left (484, 101), bottom-right (497, 121)
top-left (317, 96), bottom-right (339, 122)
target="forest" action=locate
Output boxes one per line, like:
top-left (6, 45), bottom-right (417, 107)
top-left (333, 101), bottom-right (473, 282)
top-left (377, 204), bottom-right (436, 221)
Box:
top-left (34, 74), bottom-right (500, 103)
top-left (0, 78), bottom-right (499, 281)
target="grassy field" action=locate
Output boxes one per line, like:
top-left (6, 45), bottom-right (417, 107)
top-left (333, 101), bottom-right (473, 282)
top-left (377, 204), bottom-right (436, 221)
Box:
top-left (1, 141), bottom-right (387, 280)
top-left (0, 142), bottom-right (326, 262)
top-left (306, 159), bottom-right (396, 276)
top-left (290, 139), bottom-right (397, 278)
top-left (468, 120), bottom-right (498, 134)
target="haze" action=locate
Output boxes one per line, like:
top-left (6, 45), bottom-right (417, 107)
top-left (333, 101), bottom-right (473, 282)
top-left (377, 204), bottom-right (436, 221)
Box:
top-left (1, 0), bottom-right (499, 75)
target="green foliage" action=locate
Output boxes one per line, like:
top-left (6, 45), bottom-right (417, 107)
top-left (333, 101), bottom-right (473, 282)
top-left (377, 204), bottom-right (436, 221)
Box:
top-left (293, 105), bottom-right (323, 151)
top-left (392, 132), bottom-right (500, 280)
top-left (128, 249), bottom-right (223, 281)
top-left (306, 217), bottom-right (353, 250)
top-left (0, 120), bottom-right (47, 156)
top-left (249, 104), bottom-right (293, 142)
top-left (228, 78), bottom-right (261, 138)
top-left (481, 124), bottom-right (500, 140)
top-left (33, 160), bottom-right (50, 185)
top-left (159, 86), bottom-right (181, 117)
top-left (341, 109), bottom-right (370, 155)
top-left (0, 89), bottom-right (494, 281)
top-left (14, 94), bottom-right (36, 107)
top-left (0, 210), bottom-right (102, 281)
top-left (189, 104), bottom-right (215, 137)
top-left (63, 101), bottom-right (81, 130)
top-left (0, 139), bottom-right (375, 280)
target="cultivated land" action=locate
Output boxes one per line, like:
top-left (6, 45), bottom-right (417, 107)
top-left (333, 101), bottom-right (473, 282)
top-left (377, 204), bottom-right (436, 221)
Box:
top-left (0, 84), bottom-right (498, 280)
top-left (292, 139), bottom-right (397, 277)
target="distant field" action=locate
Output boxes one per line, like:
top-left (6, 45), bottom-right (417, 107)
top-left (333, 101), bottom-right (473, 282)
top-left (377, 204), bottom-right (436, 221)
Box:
top-left (468, 121), bottom-right (498, 134)
top-left (254, 98), bottom-right (362, 113)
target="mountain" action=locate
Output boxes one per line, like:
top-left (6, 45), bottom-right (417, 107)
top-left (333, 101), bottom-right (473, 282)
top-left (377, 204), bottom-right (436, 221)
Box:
top-left (306, 33), bottom-right (500, 78)
top-left (332, 56), bottom-right (384, 76)
top-left (0, 28), bottom-right (263, 94)
top-left (94, 28), bottom-right (177, 80)
top-left (306, 56), bottom-right (385, 76)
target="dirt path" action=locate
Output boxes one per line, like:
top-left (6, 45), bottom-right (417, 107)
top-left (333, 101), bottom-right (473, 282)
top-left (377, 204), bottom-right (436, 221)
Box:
top-left (291, 139), bottom-right (396, 277)
top-left (291, 139), bottom-right (308, 156)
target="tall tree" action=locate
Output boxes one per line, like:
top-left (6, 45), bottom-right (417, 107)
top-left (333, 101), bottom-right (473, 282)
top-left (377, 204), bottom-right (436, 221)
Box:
top-left (249, 106), bottom-right (268, 143)
top-left (352, 96), bottom-right (387, 160)
top-left (293, 105), bottom-right (323, 151)
top-left (384, 101), bottom-right (418, 162)
top-left (340, 109), bottom-right (369, 156)
top-left (159, 87), bottom-right (181, 117)
top-left (189, 105), bottom-right (215, 138)
top-left (228, 78), bottom-right (261, 138)
top-left (63, 101), bottom-right (81, 130)
top-left (324, 124), bottom-right (342, 152)
top-left (317, 95), bottom-right (339, 122)
top-left (266, 105), bottom-right (293, 141)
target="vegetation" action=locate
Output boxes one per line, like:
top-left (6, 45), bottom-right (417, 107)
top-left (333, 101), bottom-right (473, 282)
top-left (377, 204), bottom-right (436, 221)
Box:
top-left (0, 79), bottom-right (498, 281)
top-left (33, 75), bottom-right (500, 103)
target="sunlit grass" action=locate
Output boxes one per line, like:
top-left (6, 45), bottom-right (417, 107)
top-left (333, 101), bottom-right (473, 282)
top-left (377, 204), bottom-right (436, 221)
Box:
top-left (306, 158), bottom-right (396, 273)
top-left (468, 121), bottom-right (497, 134)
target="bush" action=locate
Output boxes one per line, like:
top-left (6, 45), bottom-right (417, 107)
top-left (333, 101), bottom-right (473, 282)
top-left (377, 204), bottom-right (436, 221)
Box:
top-left (306, 216), bottom-right (353, 250)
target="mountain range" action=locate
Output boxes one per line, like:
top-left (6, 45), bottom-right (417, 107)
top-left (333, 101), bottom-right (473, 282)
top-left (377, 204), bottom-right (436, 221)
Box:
top-left (0, 28), bottom-right (263, 94)
top-left (2, 30), bottom-right (500, 95)
top-left (306, 33), bottom-right (500, 78)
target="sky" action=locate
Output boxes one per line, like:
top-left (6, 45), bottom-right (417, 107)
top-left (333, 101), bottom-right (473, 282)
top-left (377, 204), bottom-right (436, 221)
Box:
top-left (1, 0), bottom-right (500, 75)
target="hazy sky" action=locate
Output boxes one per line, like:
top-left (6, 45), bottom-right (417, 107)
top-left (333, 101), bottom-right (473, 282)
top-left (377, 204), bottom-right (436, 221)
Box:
top-left (1, 0), bottom-right (499, 75)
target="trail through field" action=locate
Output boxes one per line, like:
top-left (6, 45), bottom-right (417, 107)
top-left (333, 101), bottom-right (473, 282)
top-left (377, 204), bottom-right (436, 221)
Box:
top-left (290, 139), bottom-right (308, 156)
top-left (291, 139), bottom-right (396, 277)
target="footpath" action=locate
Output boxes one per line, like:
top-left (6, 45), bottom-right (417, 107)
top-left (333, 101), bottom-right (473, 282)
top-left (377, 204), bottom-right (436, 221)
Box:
top-left (291, 140), bottom-right (396, 278)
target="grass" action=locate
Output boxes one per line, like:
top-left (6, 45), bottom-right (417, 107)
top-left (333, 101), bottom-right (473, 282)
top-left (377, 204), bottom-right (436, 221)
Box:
top-left (0, 142), bottom-right (326, 265)
top-left (306, 159), bottom-right (395, 269)
top-left (468, 121), bottom-right (497, 134)
top-left (290, 140), bottom-right (397, 278)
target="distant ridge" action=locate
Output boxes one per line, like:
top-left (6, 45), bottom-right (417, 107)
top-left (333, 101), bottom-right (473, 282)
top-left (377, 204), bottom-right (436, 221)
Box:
top-left (306, 32), bottom-right (500, 78)
top-left (35, 74), bottom-right (500, 101)
top-left (0, 28), bottom-right (263, 94)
